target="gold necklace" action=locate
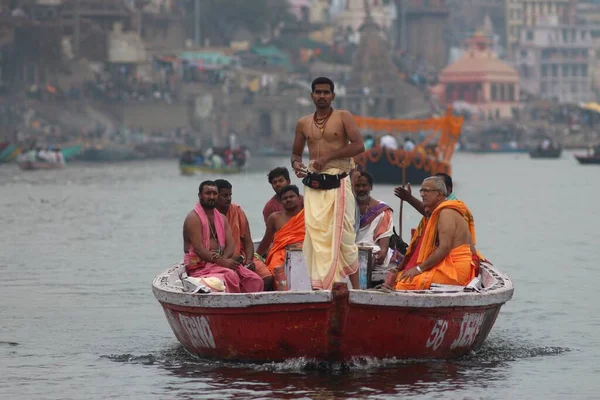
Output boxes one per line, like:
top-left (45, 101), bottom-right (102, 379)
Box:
top-left (313, 108), bottom-right (333, 136)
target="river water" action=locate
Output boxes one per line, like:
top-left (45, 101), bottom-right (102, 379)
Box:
top-left (0, 152), bottom-right (598, 399)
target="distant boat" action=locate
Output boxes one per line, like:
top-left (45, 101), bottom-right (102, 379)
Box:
top-left (77, 146), bottom-right (142, 162)
top-left (469, 144), bottom-right (528, 154)
top-left (17, 160), bottom-right (65, 171)
top-left (529, 147), bottom-right (562, 159)
top-left (179, 163), bottom-right (245, 175)
top-left (574, 155), bottom-right (600, 165)
top-left (61, 145), bottom-right (83, 161)
top-left (354, 111), bottom-right (462, 185)
top-left (0, 144), bottom-right (22, 162)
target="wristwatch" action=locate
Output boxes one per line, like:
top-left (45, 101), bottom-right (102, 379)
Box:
top-left (416, 266), bottom-right (423, 274)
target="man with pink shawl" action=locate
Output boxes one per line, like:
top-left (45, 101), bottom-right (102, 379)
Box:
top-left (183, 181), bottom-right (264, 293)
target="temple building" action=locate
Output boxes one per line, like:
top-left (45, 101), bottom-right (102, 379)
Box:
top-left (438, 32), bottom-right (520, 119)
top-left (337, 0), bottom-right (429, 118)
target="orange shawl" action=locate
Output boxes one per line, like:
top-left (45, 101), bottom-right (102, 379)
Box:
top-left (226, 203), bottom-right (248, 256)
top-left (417, 200), bottom-right (474, 263)
top-left (266, 209), bottom-right (305, 273)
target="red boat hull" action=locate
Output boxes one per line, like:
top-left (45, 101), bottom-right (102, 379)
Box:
top-left (156, 283), bottom-right (506, 362)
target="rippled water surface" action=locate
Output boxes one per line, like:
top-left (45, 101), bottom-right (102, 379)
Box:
top-left (0, 152), bottom-right (597, 399)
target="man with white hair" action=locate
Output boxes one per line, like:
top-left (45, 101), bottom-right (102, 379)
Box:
top-left (394, 176), bottom-right (477, 290)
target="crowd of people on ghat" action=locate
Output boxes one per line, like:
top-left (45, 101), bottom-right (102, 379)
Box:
top-left (181, 76), bottom-right (484, 294)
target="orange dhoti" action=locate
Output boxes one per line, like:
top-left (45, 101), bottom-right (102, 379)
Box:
top-left (266, 210), bottom-right (305, 275)
top-left (395, 244), bottom-right (475, 290)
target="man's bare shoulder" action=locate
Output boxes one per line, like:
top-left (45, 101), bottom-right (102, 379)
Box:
top-left (298, 113), bottom-right (313, 122)
top-left (439, 208), bottom-right (465, 223)
top-left (184, 210), bottom-right (197, 223)
top-left (184, 211), bottom-right (200, 232)
top-left (296, 114), bottom-right (312, 129)
top-left (269, 210), bottom-right (285, 220)
top-left (335, 109), bottom-right (353, 118)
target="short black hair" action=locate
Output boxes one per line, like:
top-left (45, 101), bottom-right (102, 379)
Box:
top-left (357, 171), bottom-right (374, 187)
top-left (268, 167), bottom-right (290, 183)
top-left (198, 180), bottom-right (216, 193)
top-left (311, 77), bottom-right (334, 93)
top-left (214, 179), bottom-right (232, 190)
top-left (278, 184), bottom-right (300, 200)
top-left (435, 173), bottom-right (453, 193)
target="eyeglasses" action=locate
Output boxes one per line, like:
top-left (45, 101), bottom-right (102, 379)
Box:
top-left (419, 188), bottom-right (441, 195)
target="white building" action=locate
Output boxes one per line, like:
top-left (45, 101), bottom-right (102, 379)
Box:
top-left (515, 16), bottom-right (595, 103)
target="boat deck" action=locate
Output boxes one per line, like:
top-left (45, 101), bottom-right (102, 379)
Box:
top-left (153, 261), bottom-right (514, 309)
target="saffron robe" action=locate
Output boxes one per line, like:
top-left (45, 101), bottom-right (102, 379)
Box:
top-left (225, 203), bottom-right (270, 279)
top-left (265, 209), bottom-right (306, 274)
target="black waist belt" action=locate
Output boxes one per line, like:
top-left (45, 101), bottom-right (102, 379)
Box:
top-left (302, 172), bottom-right (348, 190)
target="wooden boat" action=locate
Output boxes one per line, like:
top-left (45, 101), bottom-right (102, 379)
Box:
top-left (353, 110), bottom-right (463, 185)
top-left (77, 146), bottom-right (143, 162)
top-left (0, 144), bottom-right (22, 163)
top-left (60, 145), bottom-right (83, 161)
top-left (153, 248), bottom-right (513, 362)
top-left (574, 155), bottom-right (600, 165)
top-left (469, 145), bottom-right (529, 154)
top-left (179, 163), bottom-right (244, 175)
top-left (529, 147), bottom-right (562, 159)
top-left (17, 161), bottom-right (65, 171)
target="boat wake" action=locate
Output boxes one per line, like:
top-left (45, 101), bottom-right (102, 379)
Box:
top-left (101, 335), bottom-right (573, 372)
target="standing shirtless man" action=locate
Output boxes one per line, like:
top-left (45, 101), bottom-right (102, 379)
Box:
top-left (291, 77), bottom-right (365, 290)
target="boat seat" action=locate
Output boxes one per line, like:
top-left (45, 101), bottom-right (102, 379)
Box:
top-left (284, 246), bottom-right (375, 290)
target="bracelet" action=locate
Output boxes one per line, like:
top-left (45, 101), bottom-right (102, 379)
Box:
top-left (416, 266), bottom-right (423, 274)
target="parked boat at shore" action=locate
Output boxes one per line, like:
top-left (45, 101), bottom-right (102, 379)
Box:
top-left (153, 254), bottom-right (513, 362)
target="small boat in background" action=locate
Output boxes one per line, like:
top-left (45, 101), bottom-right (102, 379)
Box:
top-left (16, 149), bottom-right (66, 171)
top-left (575, 146), bottom-right (600, 165)
top-left (0, 143), bottom-right (22, 163)
top-left (575, 155), bottom-right (600, 165)
top-left (179, 147), bottom-right (247, 176)
top-left (60, 144), bottom-right (83, 161)
top-left (77, 145), bottom-right (143, 162)
top-left (529, 147), bottom-right (562, 159)
top-left (17, 160), bottom-right (65, 171)
top-left (179, 163), bottom-right (244, 175)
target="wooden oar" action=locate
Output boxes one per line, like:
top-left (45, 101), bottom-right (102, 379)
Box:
top-left (399, 161), bottom-right (407, 241)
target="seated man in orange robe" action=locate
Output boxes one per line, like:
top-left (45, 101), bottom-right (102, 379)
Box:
top-left (256, 185), bottom-right (305, 289)
top-left (394, 172), bottom-right (485, 273)
top-left (395, 176), bottom-right (477, 290)
top-left (214, 179), bottom-right (273, 289)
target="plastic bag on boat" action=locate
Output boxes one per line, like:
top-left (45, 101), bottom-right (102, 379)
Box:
top-left (185, 277), bottom-right (226, 293)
